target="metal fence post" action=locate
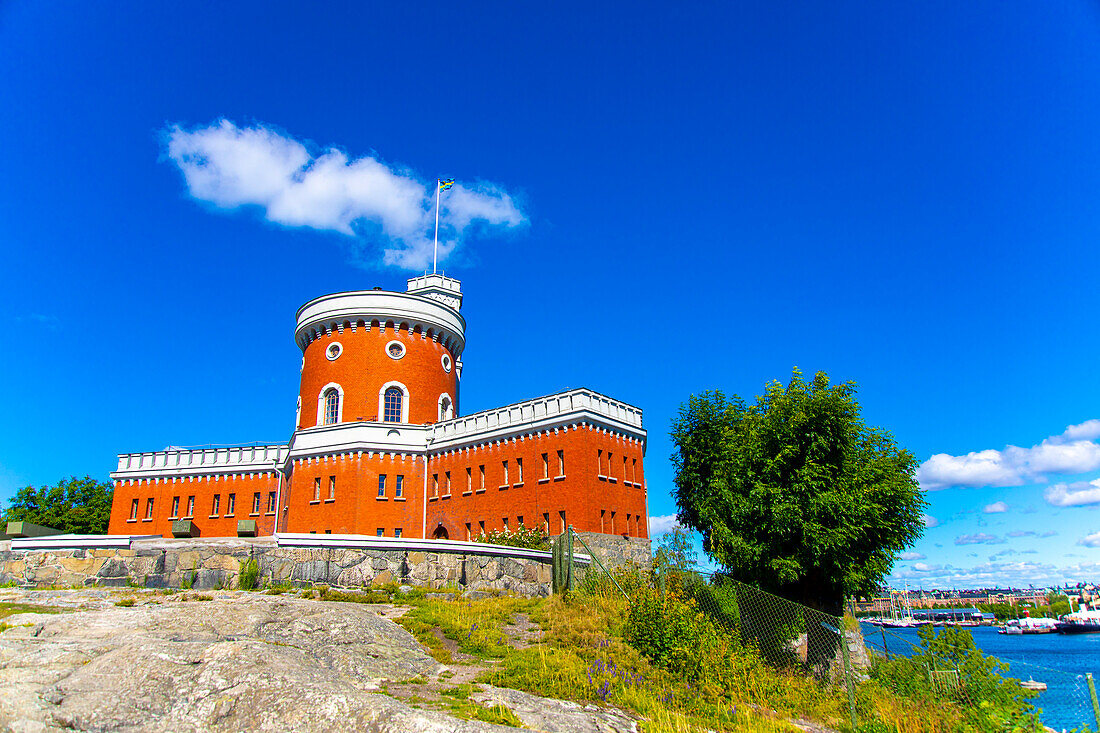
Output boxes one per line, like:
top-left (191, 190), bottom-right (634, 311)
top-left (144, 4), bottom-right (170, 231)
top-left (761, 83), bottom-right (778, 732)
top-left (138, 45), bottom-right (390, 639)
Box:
top-left (1087, 672), bottom-right (1100, 730)
top-left (566, 524), bottom-right (575, 592)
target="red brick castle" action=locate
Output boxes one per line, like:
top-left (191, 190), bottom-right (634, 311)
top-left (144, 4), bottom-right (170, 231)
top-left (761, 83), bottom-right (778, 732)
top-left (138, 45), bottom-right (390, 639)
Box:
top-left (108, 274), bottom-right (649, 541)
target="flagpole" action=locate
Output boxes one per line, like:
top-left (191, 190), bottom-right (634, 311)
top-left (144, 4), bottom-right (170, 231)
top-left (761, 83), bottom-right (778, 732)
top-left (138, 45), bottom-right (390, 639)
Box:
top-left (433, 179), bottom-right (440, 274)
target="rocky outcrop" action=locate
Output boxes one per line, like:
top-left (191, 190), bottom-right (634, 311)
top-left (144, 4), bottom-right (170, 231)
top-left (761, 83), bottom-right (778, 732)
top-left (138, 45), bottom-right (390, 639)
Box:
top-left (0, 589), bottom-right (550, 731)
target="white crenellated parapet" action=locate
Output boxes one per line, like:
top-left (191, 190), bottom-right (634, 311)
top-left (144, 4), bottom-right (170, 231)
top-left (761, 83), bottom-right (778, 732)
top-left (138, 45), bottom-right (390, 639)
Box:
top-left (430, 388), bottom-right (645, 451)
top-left (295, 289), bottom-right (466, 355)
top-left (406, 273), bottom-right (463, 311)
top-left (112, 444), bottom-right (289, 480)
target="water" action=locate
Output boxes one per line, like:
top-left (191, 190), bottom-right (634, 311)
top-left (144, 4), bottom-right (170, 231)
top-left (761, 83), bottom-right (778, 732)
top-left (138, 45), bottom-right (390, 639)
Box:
top-left (860, 623), bottom-right (1100, 731)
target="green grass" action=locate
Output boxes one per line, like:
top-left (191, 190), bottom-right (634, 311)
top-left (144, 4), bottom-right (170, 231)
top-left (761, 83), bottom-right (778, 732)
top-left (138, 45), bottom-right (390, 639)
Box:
top-left (0, 601), bottom-right (62, 619)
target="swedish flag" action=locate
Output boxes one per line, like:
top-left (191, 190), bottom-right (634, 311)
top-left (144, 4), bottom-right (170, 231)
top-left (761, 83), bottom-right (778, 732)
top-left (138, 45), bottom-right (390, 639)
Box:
top-left (438, 178), bottom-right (454, 191)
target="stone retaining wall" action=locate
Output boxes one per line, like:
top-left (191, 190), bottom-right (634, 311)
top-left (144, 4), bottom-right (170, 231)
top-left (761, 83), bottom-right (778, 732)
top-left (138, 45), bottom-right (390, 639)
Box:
top-left (0, 535), bottom-right (649, 596)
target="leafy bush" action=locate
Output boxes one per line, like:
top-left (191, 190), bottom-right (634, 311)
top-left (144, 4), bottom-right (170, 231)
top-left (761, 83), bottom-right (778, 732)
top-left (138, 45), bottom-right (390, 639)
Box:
top-left (114, 598), bottom-right (135, 607)
top-left (870, 625), bottom-right (1041, 731)
top-left (473, 524), bottom-right (549, 551)
top-left (238, 558), bottom-right (259, 591)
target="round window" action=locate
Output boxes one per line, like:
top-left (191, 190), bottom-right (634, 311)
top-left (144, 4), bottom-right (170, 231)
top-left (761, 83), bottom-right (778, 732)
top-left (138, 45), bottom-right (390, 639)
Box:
top-left (441, 354), bottom-right (452, 372)
top-left (386, 340), bottom-right (406, 360)
top-left (326, 342), bottom-right (343, 361)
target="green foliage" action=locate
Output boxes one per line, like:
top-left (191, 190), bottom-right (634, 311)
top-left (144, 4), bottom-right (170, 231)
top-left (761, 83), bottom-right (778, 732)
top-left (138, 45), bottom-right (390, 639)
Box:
top-left (3, 476), bottom-right (113, 534)
top-left (473, 524), bottom-right (549, 550)
top-left (670, 369), bottom-right (926, 616)
top-left (870, 626), bottom-right (1041, 732)
top-left (238, 558), bottom-right (260, 591)
top-left (181, 570), bottom-right (196, 590)
top-left (114, 598), bottom-right (135, 607)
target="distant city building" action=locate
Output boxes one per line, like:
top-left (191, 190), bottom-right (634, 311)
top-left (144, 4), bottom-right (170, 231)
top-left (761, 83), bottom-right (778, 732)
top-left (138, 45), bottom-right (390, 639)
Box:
top-left (108, 275), bottom-right (649, 540)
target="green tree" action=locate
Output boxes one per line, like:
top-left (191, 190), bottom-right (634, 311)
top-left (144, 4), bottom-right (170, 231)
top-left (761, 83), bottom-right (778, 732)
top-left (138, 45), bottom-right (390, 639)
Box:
top-left (670, 370), bottom-right (925, 670)
top-left (3, 476), bottom-right (113, 534)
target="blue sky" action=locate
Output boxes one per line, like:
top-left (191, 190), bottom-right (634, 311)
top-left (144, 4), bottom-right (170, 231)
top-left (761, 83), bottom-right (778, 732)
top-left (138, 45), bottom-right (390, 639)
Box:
top-left (2, 1), bottom-right (1099, 589)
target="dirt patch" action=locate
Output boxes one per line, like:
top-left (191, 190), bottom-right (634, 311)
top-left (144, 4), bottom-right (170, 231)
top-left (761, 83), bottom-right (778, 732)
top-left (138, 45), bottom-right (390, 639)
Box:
top-left (501, 612), bottom-right (542, 649)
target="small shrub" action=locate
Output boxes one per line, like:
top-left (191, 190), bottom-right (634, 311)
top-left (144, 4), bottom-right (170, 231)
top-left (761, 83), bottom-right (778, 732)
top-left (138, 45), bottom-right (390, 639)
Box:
top-left (195, 594), bottom-right (213, 602)
top-left (238, 558), bottom-right (260, 591)
top-left (473, 524), bottom-right (549, 551)
top-left (181, 570), bottom-right (197, 590)
top-left (114, 599), bottom-right (135, 607)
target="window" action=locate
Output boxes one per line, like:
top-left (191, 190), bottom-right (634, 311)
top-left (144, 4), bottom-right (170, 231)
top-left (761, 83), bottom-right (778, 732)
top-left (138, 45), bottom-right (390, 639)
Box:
top-left (502, 460), bottom-right (509, 485)
top-left (251, 492), bottom-right (260, 515)
top-left (559, 510), bottom-right (566, 534)
top-left (395, 528), bottom-right (402, 538)
top-left (378, 474), bottom-right (387, 497)
top-left (517, 515), bottom-right (524, 527)
top-left (557, 450), bottom-right (565, 476)
top-left (610, 510), bottom-right (616, 534)
top-left (144, 497), bottom-right (154, 520)
top-left (543, 512), bottom-right (550, 532)
top-left (625, 513), bottom-right (631, 536)
top-left (502, 517), bottom-right (509, 530)
top-left (171, 496), bottom-right (180, 518)
top-left (227, 493), bottom-right (235, 516)
top-left (439, 394), bottom-right (453, 421)
top-left (323, 388), bottom-right (340, 425)
top-left (608, 453), bottom-right (613, 480)
top-left (324, 529), bottom-right (331, 534)
top-left (445, 471), bottom-right (451, 494)
top-left (267, 491), bottom-right (276, 513)
top-left (328, 476), bottom-right (335, 500)
top-left (432, 474), bottom-right (438, 497)
top-left (601, 509), bottom-right (606, 533)
top-left (479, 520), bottom-right (485, 534)
top-left (479, 465), bottom-right (485, 490)
top-left (376, 528), bottom-right (385, 537)
top-left (187, 496), bottom-right (196, 518)
top-left (623, 456), bottom-right (628, 481)
top-left (441, 353), bottom-right (452, 372)
top-left (130, 498), bottom-right (139, 520)
top-left (632, 458), bottom-right (637, 484)
top-left (597, 449), bottom-right (604, 476)
top-left (326, 342), bottom-right (342, 361)
top-left (516, 458), bottom-right (523, 484)
top-left (386, 340), bottom-right (405, 359)
top-left (211, 494), bottom-right (221, 516)
top-left (383, 387), bottom-right (403, 422)
top-left (541, 453), bottom-right (548, 479)
top-left (465, 522), bottom-right (472, 541)
top-left (465, 467), bottom-right (472, 492)
top-left (313, 477), bottom-right (321, 502)
top-left (395, 475), bottom-right (404, 498)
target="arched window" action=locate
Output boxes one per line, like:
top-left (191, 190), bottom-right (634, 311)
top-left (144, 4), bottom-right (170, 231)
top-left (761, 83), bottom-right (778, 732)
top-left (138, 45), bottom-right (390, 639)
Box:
top-left (323, 388), bottom-right (340, 425)
top-left (383, 387), bottom-right (403, 423)
top-left (438, 394), bottom-right (453, 421)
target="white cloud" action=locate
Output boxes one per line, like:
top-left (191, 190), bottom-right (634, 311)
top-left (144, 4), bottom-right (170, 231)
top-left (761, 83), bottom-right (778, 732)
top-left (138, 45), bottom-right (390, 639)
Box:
top-left (163, 119), bottom-right (526, 270)
top-left (1006, 530), bottom-right (1036, 538)
top-left (922, 514), bottom-right (940, 528)
top-left (648, 515), bottom-right (682, 535)
top-left (1078, 531), bottom-right (1100, 548)
top-left (899, 551), bottom-right (925, 560)
top-left (1045, 478), bottom-right (1100, 508)
top-left (1062, 419), bottom-right (1100, 442)
top-left (983, 501), bottom-right (1008, 514)
top-left (917, 419), bottom-right (1100, 490)
top-left (891, 559), bottom-right (1100, 589)
top-left (954, 533), bottom-right (1005, 545)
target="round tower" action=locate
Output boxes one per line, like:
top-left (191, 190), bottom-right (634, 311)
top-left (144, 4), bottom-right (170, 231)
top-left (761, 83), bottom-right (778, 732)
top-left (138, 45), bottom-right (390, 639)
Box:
top-left (294, 274), bottom-right (464, 429)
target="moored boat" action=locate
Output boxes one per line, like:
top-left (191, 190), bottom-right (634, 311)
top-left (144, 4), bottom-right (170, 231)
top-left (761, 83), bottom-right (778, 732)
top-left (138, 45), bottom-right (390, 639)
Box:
top-left (1055, 609), bottom-right (1100, 634)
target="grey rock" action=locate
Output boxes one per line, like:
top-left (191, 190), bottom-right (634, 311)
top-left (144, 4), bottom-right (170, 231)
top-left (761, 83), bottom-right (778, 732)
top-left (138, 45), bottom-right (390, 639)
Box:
top-left (473, 685), bottom-right (638, 733)
top-left (0, 589), bottom-right (519, 733)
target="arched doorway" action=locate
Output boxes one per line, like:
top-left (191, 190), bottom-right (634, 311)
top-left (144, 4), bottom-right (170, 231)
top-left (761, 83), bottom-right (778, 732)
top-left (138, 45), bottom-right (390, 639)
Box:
top-left (431, 524), bottom-right (449, 540)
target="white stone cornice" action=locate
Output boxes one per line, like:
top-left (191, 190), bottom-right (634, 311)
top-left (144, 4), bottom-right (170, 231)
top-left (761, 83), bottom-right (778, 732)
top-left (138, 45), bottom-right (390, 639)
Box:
top-left (295, 290), bottom-right (465, 356)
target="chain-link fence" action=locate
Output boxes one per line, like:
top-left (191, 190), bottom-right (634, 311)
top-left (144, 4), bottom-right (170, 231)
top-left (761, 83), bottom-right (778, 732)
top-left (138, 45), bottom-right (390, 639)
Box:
top-left (567, 527), bottom-right (1100, 732)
